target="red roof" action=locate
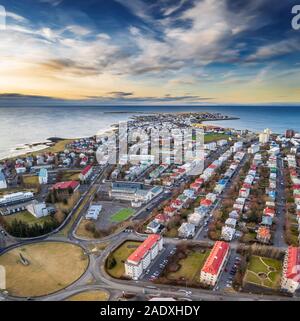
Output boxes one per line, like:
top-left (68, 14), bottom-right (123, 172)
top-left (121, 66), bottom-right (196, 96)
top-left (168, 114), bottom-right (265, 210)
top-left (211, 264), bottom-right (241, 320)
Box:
top-left (202, 241), bottom-right (229, 275)
top-left (264, 207), bottom-right (275, 216)
top-left (52, 181), bottom-right (79, 190)
top-left (127, 234), bottom-right (161, 263)
top-left (293, 185), bottom-right (300, 190)
top-left (285, 247), bottom-right (300, 280)
top-left (164, 206), bottom-right (176, 214)
top-left (177, 168), bottom-right (186, 173)
top-left (208, 164), bottom-right (217, 169)
top-left (257, 226), bottom-right (271, 239)
top-left (155, 214), bottom-right (168, 222)
top-left (172, 199), bottom-right (183, 206)
top-left (195, 178), bottom-right (204, 185)
top-left (201, 199), bottom-right (213, 207)
top-left (242, 183), bottom-right (251, 189)
top-left (81, 164), bottom-right (92, 175)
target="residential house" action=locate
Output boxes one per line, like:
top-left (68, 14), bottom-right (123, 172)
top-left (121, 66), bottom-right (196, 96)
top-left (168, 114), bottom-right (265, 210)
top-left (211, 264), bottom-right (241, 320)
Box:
top-left (178, 223), bottom-right (196, 238)
top-left (221, 226), bottom-right (235, 241)
top-left (256, 226), bottom-right (271, 244)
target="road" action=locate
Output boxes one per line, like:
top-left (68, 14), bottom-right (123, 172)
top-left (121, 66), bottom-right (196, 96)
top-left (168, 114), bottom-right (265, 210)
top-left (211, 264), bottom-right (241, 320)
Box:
top-left (273, 156), bottom-right (287, 248)
top-left (0, 144), bottom-right (297, 302)
top-left (194, 152), bottom-right (249, 241)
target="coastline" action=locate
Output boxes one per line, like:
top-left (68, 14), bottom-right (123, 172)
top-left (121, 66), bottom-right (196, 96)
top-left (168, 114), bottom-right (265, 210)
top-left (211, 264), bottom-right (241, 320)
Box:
top-left (0, 111), bottom-right (239, 161)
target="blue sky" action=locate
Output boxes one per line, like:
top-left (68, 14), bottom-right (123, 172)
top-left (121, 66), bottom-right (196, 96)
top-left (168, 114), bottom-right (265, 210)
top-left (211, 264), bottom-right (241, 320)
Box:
top-left (0, 0), bottom-right (300, 105)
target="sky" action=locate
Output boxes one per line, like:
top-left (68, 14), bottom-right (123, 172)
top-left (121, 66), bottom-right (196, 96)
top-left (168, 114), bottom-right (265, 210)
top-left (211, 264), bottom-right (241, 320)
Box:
top-left (0, 0), bottom-right (300, 106)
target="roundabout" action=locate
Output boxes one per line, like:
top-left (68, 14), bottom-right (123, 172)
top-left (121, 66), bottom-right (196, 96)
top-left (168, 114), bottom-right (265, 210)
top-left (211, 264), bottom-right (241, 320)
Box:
top-left (0, 241), bottom-right (89, 298)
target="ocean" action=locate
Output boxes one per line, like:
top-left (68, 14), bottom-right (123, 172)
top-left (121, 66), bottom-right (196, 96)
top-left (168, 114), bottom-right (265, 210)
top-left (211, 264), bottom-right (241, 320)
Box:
top-left (1, 105), bottom-right (300, 160)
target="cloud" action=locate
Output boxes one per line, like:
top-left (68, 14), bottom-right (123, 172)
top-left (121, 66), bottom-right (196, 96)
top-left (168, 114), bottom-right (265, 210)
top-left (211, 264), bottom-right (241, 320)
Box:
top-left (39, 0), bottom-right (64, 6)
top-left (246, 39), bottom-right (300, 62)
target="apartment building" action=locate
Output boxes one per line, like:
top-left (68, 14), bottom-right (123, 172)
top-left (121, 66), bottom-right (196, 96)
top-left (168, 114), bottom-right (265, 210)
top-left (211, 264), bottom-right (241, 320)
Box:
top-left (200, 241), bottom-right (230, 286)
top-left (281, 247), bottom-right (300, 294)
top-left (0, 191), bottom-right (34, 208)
top-left (125, 234), bottom-right (163, 280)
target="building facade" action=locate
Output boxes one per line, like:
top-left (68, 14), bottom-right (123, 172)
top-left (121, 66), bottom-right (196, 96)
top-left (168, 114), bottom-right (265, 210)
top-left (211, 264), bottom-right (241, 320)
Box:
top-left (281, 247), bottom-right (300, 293)
top-left (200, 241), bottom-right (230, 286)
top-left (125, 234), bottom-right (163, 280)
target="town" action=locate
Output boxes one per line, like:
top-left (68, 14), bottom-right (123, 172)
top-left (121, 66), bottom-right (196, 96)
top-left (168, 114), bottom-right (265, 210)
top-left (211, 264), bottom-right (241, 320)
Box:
top-left (0, 113), bottom-right (300, 302)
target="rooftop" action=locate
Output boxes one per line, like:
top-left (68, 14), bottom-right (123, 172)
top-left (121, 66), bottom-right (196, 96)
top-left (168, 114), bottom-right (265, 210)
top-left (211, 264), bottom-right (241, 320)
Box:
top-left (201, 241), bottom-right (229, 275)
top-left (127, 234), bottom-right (161, 264)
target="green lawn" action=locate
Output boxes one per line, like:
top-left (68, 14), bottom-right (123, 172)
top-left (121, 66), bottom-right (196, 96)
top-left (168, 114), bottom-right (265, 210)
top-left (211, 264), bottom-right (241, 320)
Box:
top-left (110, 208), bottom-right (135, 223)
top-left (59, 170), bottom-right (81, 181)
top-left (4, 211), bottom-right (53, 227)
top-left (244, 255), bottom-right (282, 290)
top-left (106, 241), bottom-right (141, 278)
top-left (204, 133), bottom-right (230, 143)
top-left (168, 250), bottom-right (210, 283)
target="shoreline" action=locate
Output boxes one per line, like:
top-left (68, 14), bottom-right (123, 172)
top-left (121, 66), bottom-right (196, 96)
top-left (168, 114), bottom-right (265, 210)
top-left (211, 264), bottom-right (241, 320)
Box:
top-left (0, 111), bottom-right (238, 161)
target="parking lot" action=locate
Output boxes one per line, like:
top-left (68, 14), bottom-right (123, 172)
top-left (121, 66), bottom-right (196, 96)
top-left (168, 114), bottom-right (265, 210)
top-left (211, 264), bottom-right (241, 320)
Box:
top-left (215, 248), bottom-right (241, 292)
top-left (94, 201), bottom-right (135, 230)
top-left (141, 243), bottom-right (177, 282)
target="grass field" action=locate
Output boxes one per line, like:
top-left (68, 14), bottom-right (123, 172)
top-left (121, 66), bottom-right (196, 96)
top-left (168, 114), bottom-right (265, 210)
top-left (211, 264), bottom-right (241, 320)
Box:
top-left (110, 208), bottom-right (135, 223)
top-left (57, 186), bottom-right (97, 237)
top-left (66, 290), bottom-right (109, 301)
top-left (59, 170), bottom-right (81, 181)
top-left (106, 241), bottom-right (141, 279)
top-left (3, 211), bottom-right (53, 227)
top-left (244, 255), bottom-right (282, 289)
top-left (22, 175), bottom-right (39, 187)
top-left (0, 242), bottom-right (89, 297)
top-left (75, 219), bottom-right (97, 239)
top-left (167, 250), bottom-right (210, 283)
top-left (204, 133), bottom-right (230, 143)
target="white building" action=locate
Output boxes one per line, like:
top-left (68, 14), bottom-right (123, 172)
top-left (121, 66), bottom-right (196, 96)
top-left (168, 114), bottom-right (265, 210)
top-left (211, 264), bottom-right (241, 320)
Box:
top-left (110, 182), bottom-right (162, 205)
top-left (85, 204), bottom-right (102, 220)
top-left (231, 141), bottom-right (243, 153)
top-left (0, 192), bottom-right (34, 207)
top-left (281, 247), bottom-right (300, 294)
top-left (125, 234), bottom-right (163, 280)
top-left (146, 220), bottom-right (162, 234)
top-left (178, 222), bottom-right (196, 238)
top-left (221, 226), bottom-right (235, 241)
top-left (26, 201), bottom-right (49, 218)
top-left (79, 165), bottom-right (93, 182)
top-left (259, 131), bottom-right (270, 144)
top-left (225, 218), bottom-right (237, 228)
top-left (248, 144), bottom-right (260, 154)
top-left (200, 241), bottom-right (230, 286)
top-left (188, 212), bottom-right (205, 226)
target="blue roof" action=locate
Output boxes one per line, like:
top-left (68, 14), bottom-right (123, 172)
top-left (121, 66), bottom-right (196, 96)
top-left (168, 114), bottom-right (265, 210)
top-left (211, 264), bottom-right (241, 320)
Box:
top-left (39, 168), bottom-right (48, 178)
top-left (0, 171), bottom-right (5, 181)
top-left (262, 216), bottom-right (273, 225)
